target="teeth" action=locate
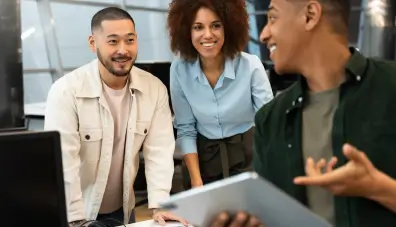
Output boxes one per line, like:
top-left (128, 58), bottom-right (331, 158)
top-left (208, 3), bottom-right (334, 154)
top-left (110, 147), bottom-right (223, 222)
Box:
top-left (269, 45), bottom-right (276, 53)
top-left (202, 43), bottom-right (215, 47)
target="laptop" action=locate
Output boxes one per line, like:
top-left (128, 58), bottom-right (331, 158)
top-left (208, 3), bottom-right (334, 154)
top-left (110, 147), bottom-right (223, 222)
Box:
top-left (0, 130), bottom-right (68, 227)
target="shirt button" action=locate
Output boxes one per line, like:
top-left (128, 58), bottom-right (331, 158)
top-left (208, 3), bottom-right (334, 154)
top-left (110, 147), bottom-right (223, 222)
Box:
top-left (85, 135), bottom-right (90, 140)
top-left (356, 75), bottom-right (361, 81)
top-left (292, 101), bottom-right (296, 106)
top-left (298, 97), bottom-right (303, 102)
top-left (288, 144), bottom-right (292, 148)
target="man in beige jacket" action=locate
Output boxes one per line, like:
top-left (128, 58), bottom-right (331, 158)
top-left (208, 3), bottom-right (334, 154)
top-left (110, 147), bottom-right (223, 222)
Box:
top-left (44, 7), bottom-right (187, 227)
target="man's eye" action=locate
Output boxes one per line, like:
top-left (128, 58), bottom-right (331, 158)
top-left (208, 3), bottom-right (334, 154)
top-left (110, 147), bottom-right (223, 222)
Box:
top-left (268, 16), bottom-right (276, 22)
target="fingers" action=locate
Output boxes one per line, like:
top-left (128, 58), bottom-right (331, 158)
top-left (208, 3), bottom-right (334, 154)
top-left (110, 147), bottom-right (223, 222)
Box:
top-left (210, 212), bottom-right (229, 227)
top-left (343, 144), bottom-right (374, 170)
top-left (211, 212), bottom-right (265, 227)
top-left (315, 158), bottom-right (326, 174)
top-left (245, 215), bottom-right (264, 227)
top-left (156, 211), bottom-right (189, 226)
top-left (175, 217), bottom-right (189, 226)
top-left (156, 215), bottom-right (167, 226)
top-left (326, 157), bottom-right (338, 173)
top-left (305, 158), bottom-right (316, 176)
top-left (229, 212), bottom-right (248, 227)
top-left (305, 157), bottom-right (328, 176)
top-left (294, 165), bottom-right (346, 186)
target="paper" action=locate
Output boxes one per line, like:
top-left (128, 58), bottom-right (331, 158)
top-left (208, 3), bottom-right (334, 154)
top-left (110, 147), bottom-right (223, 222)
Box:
top-left (153, 221), bottom-right (193, 227)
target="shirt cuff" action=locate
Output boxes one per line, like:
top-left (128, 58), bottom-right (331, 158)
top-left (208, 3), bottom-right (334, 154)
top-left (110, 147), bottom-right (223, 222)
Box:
top-left (176, 137), bottom-right (197, 154)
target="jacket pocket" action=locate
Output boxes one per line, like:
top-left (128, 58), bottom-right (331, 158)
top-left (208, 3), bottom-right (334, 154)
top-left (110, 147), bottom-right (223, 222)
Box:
top-left (79, 128), bottom-right (103, 163)
top-left (135, 121), bottom-right (150, 135)
top-left (132, 121), bottom-right (150, 151)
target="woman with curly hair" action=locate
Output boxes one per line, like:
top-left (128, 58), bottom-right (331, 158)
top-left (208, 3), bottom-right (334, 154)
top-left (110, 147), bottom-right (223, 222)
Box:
top-left (167, 0), bottom-right (274, 189)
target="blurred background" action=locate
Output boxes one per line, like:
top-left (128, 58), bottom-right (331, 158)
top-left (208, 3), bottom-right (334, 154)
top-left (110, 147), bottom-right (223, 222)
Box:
top-left (14, 0), bottom-right (395, 121)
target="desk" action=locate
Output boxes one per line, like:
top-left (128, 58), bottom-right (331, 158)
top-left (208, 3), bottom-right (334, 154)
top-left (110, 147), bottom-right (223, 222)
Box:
top-left (24, 102), bottom-right (46, 131)
top-left (24, 102), bottom-right (46, 117)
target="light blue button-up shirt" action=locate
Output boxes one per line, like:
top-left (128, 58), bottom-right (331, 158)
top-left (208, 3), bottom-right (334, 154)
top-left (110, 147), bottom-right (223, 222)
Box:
top-left (170, 52), bottom-right (274, 154)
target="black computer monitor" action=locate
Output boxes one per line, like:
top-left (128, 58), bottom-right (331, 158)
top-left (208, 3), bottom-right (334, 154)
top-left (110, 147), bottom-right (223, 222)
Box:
top-left (0, 131), bottom-right (68, 227)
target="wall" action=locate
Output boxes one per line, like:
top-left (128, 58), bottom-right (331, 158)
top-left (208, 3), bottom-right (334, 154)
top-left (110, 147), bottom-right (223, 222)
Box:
top-left (20, 0), bottom-right (261, 106)
top-left (21, 0), bottom-right (174, 105)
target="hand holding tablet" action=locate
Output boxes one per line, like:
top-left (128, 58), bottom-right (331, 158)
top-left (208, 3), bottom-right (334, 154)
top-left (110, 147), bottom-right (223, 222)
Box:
top-left (160, 172), bottom-right (331, 227)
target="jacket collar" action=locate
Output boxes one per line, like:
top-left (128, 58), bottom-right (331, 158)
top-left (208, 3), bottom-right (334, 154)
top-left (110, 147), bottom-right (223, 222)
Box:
top-left (286, 47), bottom-right (368, 112)
top-left (75, 59), bottom-right (147, 98)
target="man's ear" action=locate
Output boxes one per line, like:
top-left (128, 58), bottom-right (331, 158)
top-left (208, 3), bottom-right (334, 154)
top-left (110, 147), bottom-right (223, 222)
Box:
top-left (88, 35), bottom-right (96, 52)
top-left (304, 1), bottom-right (322, 31)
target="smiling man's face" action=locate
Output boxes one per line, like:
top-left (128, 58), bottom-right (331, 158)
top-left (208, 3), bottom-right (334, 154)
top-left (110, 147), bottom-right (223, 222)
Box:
top-left (90, 19), bottom-right (138, 77)
top-left (260, 0), bottom-right (313, 75)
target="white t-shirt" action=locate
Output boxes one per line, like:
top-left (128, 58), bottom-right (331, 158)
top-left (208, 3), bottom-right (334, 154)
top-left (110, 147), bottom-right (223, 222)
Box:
top-left (99, 80), bottom-right (131, 214)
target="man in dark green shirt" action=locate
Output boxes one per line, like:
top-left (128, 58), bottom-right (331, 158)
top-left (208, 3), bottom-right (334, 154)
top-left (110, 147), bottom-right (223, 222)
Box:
top-left (208, 0), bottom-right (396, 226)
top-left (252, 0), bottom-right (396, 226)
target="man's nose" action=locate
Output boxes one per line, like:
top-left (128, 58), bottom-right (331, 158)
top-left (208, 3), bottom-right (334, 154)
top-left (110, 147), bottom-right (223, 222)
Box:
top-left (259, 25), bottom-right (270, 44)
top-left (117, 42), bottom-right (128, 54)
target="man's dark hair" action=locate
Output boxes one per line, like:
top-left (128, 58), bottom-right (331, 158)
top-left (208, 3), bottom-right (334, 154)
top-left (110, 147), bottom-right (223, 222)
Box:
top-left (167, 0), bottom-right (250, 61)
top-left (91, 7), bottom-right (135, 32)
top-left (320, 0), bottom-right (351, 35)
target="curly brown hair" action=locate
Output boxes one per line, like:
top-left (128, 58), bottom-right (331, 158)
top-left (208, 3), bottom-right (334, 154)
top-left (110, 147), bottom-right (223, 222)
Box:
top-left (167, 0), bottom-right (250, 61)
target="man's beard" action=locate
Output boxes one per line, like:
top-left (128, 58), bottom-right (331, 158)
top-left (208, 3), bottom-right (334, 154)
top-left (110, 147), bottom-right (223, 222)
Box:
top-left (97, 49), bottom-right (136, 77)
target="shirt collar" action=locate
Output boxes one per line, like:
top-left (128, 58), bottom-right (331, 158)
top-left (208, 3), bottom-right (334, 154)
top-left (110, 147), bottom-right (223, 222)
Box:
top-left (286, 47), bottom-right (368, 113)
top-left (192, 56), bottom-right (237, 82)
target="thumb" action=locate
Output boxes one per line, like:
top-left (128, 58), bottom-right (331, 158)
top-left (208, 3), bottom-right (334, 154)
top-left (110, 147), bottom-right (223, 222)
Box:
top-left (343, 144), bottom-right (374, 170)
top-left (156, 215), bottom-right (167, 226)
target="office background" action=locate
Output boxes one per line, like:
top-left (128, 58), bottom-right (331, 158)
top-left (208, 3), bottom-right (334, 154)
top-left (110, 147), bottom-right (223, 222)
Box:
top-left (21, 0), bottom-right (382, 107)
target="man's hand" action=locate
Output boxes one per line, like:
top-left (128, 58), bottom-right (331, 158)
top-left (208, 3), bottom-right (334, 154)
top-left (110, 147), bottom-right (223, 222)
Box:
top-left (210, 212), bottom-right (265, 227)
top-left (153, 209), bottom-right (189, 226)
top-left (294, 143), bottom-right (384, 197)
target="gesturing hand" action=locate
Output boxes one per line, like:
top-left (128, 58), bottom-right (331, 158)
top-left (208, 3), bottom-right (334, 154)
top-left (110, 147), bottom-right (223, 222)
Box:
top-left (294, 143), bottom-right (384, 197)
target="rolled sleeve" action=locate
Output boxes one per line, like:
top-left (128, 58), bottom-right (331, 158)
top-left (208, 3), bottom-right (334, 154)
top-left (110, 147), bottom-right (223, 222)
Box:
top-left (176, 136), bottom-right (197, 155)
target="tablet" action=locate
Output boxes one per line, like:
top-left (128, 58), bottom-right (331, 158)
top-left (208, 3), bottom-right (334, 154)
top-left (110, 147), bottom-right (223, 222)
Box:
top-left (159, 172), bottom-right (332, 227)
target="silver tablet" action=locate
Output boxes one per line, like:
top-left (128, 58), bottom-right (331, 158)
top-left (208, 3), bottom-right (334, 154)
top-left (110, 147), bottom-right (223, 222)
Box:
top-left (160, 172), bottom-right (332, 227)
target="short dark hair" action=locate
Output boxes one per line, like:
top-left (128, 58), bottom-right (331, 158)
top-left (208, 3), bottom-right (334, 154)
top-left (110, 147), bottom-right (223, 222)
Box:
top-left (320, 0), bottom-right (351, 35)
top-left (167, 0), bottom-right (250, 61)
top-left (91, 7), bottom-right (135, 33)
